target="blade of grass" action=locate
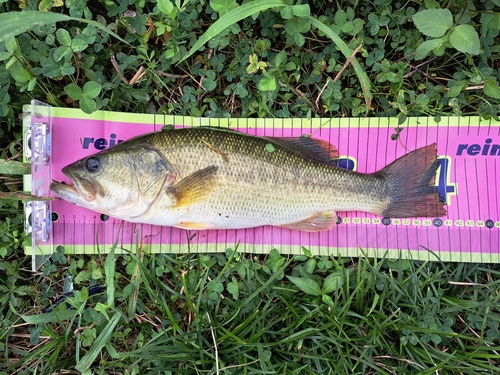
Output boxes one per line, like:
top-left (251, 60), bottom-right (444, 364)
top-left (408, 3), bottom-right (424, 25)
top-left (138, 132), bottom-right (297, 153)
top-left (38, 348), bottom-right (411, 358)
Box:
top-left (127, 235), bottom-right (143, 320)
top-left (105, 243), bottom-right (116, 308)
top-left (308, 16), bottom-right (372, 112)
top-left (129, 253), bottom-right (185, 336)
top-left (0, 160), bottom-right (30, 174)
top-left (6, 337), bottom-right (64, 373)
top-left (0, 11), bottom-right (128, 44)
top-left (21, 310), bottom-right (77, 324)
top-left (0, 11), bottom-right (72, 42)
top-left (178, 0), bottom-right (287, 64)
top-left (74, 310), bottom-right (121, 373)
top-left (0, 191), bottom-right (53, 202)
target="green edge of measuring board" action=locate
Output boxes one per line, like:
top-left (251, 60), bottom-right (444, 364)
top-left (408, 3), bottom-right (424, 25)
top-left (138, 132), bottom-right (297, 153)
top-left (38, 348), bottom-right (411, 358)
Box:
top-left (27, 244), bottom-right (499, 263)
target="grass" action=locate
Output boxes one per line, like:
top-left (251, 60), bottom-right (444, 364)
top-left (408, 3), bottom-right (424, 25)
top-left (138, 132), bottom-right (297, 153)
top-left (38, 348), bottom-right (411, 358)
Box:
top-left (4, 249), bottom-right (500, 374)
top-left (1, 0), bottom-right (500, 373)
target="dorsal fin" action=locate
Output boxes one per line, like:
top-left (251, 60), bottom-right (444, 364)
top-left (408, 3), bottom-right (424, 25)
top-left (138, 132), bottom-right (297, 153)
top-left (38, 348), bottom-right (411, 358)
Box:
top-left (264, 136), bottom-right (339, 165)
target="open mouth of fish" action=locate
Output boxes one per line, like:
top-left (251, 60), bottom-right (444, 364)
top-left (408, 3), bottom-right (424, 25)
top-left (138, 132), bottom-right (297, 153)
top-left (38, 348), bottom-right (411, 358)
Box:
top-left (50, 171), bottom-right (98, 203)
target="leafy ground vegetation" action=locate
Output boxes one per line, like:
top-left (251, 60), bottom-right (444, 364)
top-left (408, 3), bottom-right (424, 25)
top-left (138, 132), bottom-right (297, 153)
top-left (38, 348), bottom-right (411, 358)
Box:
top-left (1, 0), bottom-right (500, 373)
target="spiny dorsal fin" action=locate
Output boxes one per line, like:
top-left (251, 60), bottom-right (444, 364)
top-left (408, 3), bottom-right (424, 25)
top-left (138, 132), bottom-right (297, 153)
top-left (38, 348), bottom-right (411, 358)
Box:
top-left (167, 165), bottom-right (219, 208)
top-left (264, 136), bottom-right (339, 164)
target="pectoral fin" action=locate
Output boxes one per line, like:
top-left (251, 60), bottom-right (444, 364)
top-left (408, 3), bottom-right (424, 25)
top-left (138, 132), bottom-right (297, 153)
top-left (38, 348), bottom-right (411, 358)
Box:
top-left (167, 165), bottom-right (219, 208)
top-left (279, 211), bottom-right (337, 232)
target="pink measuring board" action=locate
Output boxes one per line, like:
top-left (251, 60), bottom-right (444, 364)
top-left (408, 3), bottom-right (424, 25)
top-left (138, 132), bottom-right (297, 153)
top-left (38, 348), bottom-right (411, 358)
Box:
top-left (30, 109), bottom-right (500, 262)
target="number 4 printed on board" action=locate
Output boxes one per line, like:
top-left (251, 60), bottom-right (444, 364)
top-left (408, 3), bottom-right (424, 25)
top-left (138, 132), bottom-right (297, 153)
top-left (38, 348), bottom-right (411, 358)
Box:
top-left (436, 157), bottom-right (457, 206)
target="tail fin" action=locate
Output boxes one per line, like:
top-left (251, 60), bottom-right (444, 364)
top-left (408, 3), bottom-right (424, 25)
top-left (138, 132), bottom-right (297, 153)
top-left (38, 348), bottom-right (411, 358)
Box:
top-left (377, 144), bottom-right (446, 218)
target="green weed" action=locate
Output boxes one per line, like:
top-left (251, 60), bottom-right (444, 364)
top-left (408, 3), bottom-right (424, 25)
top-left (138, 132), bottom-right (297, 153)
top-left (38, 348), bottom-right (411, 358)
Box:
top-left (3, 248), bottom-right (500, 374)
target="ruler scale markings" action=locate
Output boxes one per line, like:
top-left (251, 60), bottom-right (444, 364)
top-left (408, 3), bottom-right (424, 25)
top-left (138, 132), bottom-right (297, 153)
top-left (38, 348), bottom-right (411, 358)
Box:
top-left (456, 117), bottom-right (463, 262)
top-left (425, 117), bottom-right (432, 255)
top-left (474, 157), bottom-right (484, 262)
top-left (444, 117), bottom-right (451, 260)
top-left (464, 160), bottom-right (473, 261)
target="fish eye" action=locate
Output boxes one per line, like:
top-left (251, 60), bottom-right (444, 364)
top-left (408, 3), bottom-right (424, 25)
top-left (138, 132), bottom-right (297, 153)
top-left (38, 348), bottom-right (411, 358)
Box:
top-left (85, 157), bottom-right (101, 172)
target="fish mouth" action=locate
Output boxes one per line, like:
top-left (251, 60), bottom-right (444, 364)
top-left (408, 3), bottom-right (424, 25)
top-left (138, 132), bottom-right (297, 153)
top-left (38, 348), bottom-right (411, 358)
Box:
top-left (50, 168), bottom-right (99, 203)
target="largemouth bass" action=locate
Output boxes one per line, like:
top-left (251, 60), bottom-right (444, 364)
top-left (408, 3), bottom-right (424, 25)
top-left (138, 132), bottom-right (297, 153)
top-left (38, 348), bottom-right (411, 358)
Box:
top-left (50, 127), bottom-right (446, 232)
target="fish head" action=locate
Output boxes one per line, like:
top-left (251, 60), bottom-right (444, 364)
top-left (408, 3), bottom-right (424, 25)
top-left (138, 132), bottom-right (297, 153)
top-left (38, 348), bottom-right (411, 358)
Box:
top-left (50, 144), bottom-right (176, 218)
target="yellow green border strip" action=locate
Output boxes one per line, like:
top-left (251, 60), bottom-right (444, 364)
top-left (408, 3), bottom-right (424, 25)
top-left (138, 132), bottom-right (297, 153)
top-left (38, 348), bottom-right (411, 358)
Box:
top-left (28, 243), bottom-right (499, 263)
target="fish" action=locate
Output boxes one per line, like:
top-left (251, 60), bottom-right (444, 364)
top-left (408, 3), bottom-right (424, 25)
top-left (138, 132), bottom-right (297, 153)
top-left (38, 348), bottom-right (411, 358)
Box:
top-left (50, 127), bottom-right (446, 232)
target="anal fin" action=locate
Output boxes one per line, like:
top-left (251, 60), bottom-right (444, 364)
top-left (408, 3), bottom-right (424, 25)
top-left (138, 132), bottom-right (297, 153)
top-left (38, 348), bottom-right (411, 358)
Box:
top-left (176, 222), bottom-right (215, 230)
top-left (279, 211), bottom-right (337, 232)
